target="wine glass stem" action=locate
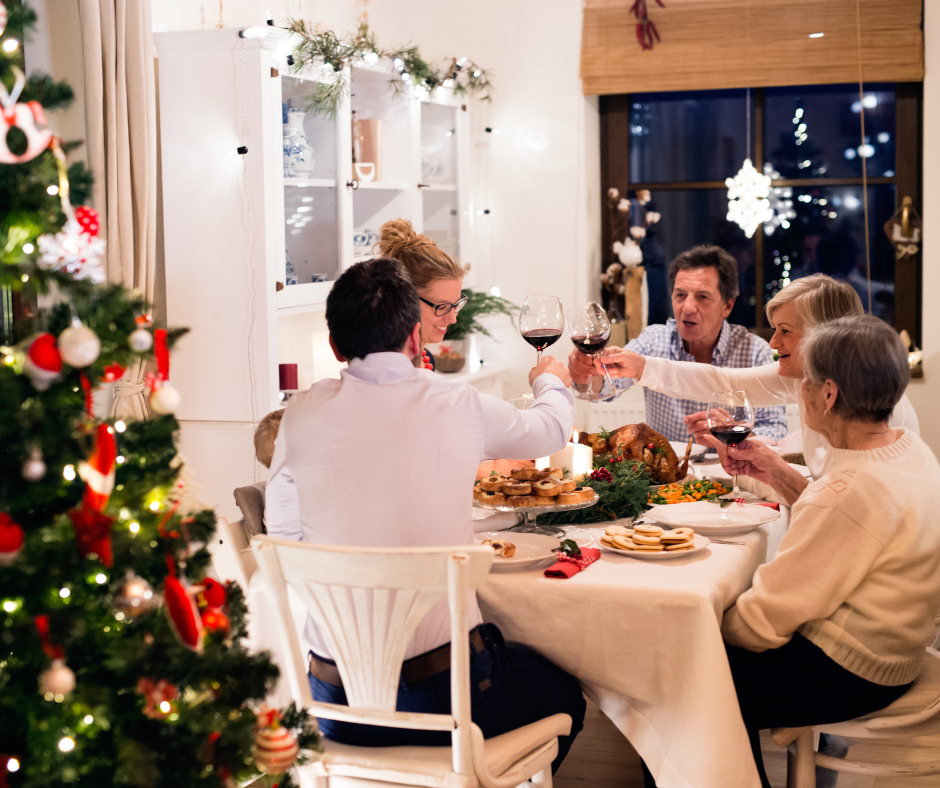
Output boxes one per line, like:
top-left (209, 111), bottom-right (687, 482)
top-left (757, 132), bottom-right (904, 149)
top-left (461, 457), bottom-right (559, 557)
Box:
top-left (732, 473), bottom-right (740, 497)
top-left (536, 349), bottom-right (542, 364)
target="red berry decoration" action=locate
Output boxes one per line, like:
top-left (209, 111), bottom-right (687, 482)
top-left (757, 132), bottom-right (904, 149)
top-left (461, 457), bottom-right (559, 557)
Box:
top-left (590, 467), bottom-right (612, 483)
top-left (74, 205), bottom-right (100, 237)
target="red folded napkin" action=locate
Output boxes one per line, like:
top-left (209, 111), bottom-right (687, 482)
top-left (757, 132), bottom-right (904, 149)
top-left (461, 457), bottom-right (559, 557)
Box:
top-left (733, 498), bottom-right (780, 511)
top-left (544, 547), bottom-right (601, 579)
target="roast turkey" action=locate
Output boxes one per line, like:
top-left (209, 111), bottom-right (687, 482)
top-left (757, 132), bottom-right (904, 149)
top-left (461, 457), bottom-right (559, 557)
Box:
top-left (609, 423), bottom-right (686, 484)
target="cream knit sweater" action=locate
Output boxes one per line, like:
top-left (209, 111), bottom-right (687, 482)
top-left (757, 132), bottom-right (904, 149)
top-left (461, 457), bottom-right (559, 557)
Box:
top-left (721, 429), bottom-right (940, 686)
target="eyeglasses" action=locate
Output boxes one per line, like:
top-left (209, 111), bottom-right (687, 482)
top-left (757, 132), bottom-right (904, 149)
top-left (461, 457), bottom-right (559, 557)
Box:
top-left (418, 295), bottom-right (468, 317)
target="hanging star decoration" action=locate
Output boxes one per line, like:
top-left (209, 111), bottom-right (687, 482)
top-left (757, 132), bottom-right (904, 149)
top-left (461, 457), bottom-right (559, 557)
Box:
top-left (725, 159), bottom-right (773, 239)
top-left (762, 163), bottom-right (796, 236)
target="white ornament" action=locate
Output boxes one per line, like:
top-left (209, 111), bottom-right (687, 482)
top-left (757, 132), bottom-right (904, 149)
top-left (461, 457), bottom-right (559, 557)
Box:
top-left (726, 158), bottom-right (773, 239)
top-left (0, 67), bottom-right (52, 164)
top-left (39, 659), bottom-right (76, 697)
top-left (58, 325), bottom-right (101, 368)
top-left (128, 328), bottom-right (154, 352)
top-left (36, 220), bottom-right (107, 284)
top-left (253, 725), bottom-right (300, 774)
top-left (612, 237), bottom-right (643, 268)
top-left (22, 447), bottom-right (46, 481)
top-left (150, 384), bottom-right (181, 415)
top-left (762, 163), bottom-right (796, 236)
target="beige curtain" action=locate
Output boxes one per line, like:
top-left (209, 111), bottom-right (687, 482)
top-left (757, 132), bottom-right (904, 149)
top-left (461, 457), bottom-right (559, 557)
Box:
top-left (79, 0), bottom-right (157, 420)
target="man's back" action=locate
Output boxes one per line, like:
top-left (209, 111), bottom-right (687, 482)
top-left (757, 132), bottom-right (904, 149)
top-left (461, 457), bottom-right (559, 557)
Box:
top-left (282, 353), bottom-right (482, 549)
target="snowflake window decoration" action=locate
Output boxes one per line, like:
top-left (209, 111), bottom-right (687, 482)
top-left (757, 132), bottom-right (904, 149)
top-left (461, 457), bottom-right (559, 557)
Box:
top-left (762, 163), bottom-right (796, 236)
top-left (725, 158), bottom-right (773, 239)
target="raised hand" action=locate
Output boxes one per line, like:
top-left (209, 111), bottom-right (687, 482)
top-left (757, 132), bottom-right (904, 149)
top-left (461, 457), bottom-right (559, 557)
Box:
top-left (567, 348), bottom-right (597, 385)
top-left (530, 355), bottom-right (572, 388)
top-left (698, 435), bottom-right (808, 505)
top-left (596, 347), bottom-right (646, 380)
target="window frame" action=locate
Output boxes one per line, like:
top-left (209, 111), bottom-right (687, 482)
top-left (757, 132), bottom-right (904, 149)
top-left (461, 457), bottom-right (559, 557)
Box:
top-left (599, 83), bottom-right (923, 351)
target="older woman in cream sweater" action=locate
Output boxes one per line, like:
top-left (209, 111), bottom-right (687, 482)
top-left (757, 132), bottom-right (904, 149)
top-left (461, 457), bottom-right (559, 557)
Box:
top-left (707, 316), bottom-right (940, 788)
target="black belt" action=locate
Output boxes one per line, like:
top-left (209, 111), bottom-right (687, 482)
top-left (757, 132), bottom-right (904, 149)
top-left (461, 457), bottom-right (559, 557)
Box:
top-left (309, 626), bottom-right (486, 687)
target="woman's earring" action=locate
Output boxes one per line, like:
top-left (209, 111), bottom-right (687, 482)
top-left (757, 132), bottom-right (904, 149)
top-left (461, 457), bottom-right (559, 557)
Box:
top-left (823, 409), bottom-right (829, 416)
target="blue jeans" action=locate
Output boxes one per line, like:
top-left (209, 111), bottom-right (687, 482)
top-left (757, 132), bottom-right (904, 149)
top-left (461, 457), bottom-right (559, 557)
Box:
top-left (309, 623), bottom-right (585, 773)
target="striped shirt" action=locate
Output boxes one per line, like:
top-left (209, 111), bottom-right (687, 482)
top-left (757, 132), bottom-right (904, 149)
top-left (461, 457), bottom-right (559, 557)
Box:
top-left (614, 319), bottom-right (788, 443)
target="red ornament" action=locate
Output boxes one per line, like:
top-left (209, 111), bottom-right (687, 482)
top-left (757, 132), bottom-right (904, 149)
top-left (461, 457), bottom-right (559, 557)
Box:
top-left (74, 205), bottom-right (100, 237)
top-left (78, 424), bottom-right (117, 513)
top-left (136, 677), bottom-right (179, 719)
top-left (202, 607), bottom-right (230, 634)
top-left (253, 714), bottom-right (299, 774)
top-left (630, 0), bottom-right (664, 51)
top-left (23, 333), bottom-right (62, 391)
top-left (0, 512), bottom-right (25, 566)
top-left (200, 578), bottom-right (227, 609)
top-left (164, 574), bottom-right (204, 652)
top-left (103, 363), bottom-right (125, 382)
top-left (68, 502), bottom-right (114, 566)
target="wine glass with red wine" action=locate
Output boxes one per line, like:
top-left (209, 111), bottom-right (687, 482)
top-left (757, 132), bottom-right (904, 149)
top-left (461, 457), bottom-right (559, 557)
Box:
top-left (519, 295), bottom-right (564, 363)
top-left (706, 391), bottom-right (755, 499)
top-left (567, 301), bottom-right (612, 401)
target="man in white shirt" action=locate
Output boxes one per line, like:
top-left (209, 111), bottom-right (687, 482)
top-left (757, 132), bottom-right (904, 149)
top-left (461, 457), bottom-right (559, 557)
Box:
top-left (265, 258), bottom-right (585, 770)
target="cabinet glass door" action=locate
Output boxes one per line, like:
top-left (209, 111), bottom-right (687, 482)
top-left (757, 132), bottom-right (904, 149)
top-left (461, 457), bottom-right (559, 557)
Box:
top-left (279, 75), bottom-right (341, 306)
top-left (420, 101), bottom-right (460, 260)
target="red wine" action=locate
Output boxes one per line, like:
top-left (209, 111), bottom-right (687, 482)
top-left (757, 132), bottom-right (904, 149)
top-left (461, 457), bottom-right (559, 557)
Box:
top-left (709, 426), bottom-right (752, 447)
top-left (522, 329), bottom-right (562, 352)
top-left (571, 334), bottom-right (610, 355)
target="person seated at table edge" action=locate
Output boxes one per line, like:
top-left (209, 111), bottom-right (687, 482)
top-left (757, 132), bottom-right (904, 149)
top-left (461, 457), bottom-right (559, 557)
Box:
top-left (707, 316), bottom-right (940, 788)
top-left (264, 257), bottom-right (585, 770)
top-left (597, 274), bottom-right (920, 505)
top-left (569, 245), bottom-right (787, 444)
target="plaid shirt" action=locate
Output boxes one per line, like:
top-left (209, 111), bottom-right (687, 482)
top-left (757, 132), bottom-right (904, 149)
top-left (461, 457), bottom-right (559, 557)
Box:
top-left (614, 319), bottom-right (788, 443)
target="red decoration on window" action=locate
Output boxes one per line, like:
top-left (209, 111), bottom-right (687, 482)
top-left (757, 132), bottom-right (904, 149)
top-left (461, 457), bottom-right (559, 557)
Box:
top-left (630, 0), bottom-right (664, 50)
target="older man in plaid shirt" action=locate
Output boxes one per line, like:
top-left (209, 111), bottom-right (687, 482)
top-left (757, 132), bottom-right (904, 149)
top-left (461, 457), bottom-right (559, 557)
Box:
top-left (570, 246), bottom-right (787, 444)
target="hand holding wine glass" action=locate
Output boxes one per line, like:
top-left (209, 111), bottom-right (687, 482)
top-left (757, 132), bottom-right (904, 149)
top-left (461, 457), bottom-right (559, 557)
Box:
top-left (706, 391), bottom-right (755, 499)
top-left (566, 301), bottom-right (612, 401)
top-left (520, 295), bottom-right (564, 363)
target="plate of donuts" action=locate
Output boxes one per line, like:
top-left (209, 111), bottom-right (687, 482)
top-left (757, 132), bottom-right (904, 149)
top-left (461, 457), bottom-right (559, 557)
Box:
top-left (473, 466), bottom-right (598, 511)
top-left (599, 523), bottom-right (711, 560)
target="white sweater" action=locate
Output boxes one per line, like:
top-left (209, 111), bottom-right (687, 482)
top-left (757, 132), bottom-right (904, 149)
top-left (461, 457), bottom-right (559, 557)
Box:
top-left (640, 357), bottom-right (920, 480)
top-left (721, 430), bottom-right (940, 686)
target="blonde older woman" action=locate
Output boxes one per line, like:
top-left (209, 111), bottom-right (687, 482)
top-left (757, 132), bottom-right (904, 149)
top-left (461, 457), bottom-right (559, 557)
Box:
top-left (712, 316), bottom-right (940, 788)
top-left (593, 275), bottom-right (919, 503)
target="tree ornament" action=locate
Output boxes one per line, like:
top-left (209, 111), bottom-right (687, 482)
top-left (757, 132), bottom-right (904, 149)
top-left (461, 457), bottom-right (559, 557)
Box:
top-left (199, 577), bottom-right (227, 609)
top-left (78, 423), bottom-right (117, 512)
top-left (23, 333), bottom-right (62, 391)
top-left (68, 502), bottom-right (114, 566)
top-left (0, 67), bottom-right (52, 164)
top-left (148, 329), bottom-right (181, 414)
top-left (113, 571), bottom-right (157, 619)
top-left (253, 712), bottom-right (299, 774)
top-left (38, 658), bottom-right (76, 698)
top-left (0, 512), bottom-right (25, 566)
top-left (73, 205), bottom-right (100, 236)
top-left (164, 572), bottom-right (204, 653)
top-left (103, 362), bottom-right (125, 382)
top-left (36, 219), bottom-right (107, 283)
top-left (0, 2), bottom-right (7, 37)
top-left (136, 677), bottom-right (179, 719)
top-left (58, 323), bottom-right (101, 368)
top-left (128, 328), bottom-right (153, 352)
top-left (726, 158), bottom-right (773, 239)
top-left (22, 446), bottom-right (46, 482)
top-left (201, 607), bottom-right (230, 634)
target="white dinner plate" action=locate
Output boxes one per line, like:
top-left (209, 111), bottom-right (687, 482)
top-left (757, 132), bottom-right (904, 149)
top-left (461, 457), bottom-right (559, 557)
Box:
top-left (645, 501), bottom-right (780, 536)
top-left (600, 533), bottom-right (711, 560)
top-left (475, 531), bottom-right (561, 571)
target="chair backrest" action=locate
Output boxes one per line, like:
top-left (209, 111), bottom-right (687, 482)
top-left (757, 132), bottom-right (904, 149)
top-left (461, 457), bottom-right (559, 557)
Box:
top-left (252, 535), bottom-right (493, 724)
top-left (208, 517), bottom-right (257, 589)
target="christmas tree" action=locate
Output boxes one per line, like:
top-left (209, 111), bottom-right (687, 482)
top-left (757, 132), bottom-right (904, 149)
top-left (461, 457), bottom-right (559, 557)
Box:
top-left (0, 3), bottom-right (318, 785)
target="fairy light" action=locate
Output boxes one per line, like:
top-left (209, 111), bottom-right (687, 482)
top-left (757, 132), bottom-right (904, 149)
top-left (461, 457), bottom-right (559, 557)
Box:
top-left (2, 599), bottom-right (19, 613)
top-left (63, 464), bottom-right (76, 481)
top-left (3, 39), bottom-right (18, 52)
top-left (46, 184), bottom-right (59, 195)
top-left (58, 736), bottom-right (75, 752)
top-left (159, 701), bottom-right (171, 713)
top-left (22, 242), bottom-right (33, 253)
top-left (59, 587), bottom-right (70, 599)
top-left (83, 715), bottom-right (94, 724)
top-left (149, 501), bottom-right (159, 511)
top-left (95, 573), bottom-right (107, 584)
top-left (7, 758), bottom-right (19, 772)
top-left (129, 522), bottom-right (140, 533)
top-left (114, 420), bottom-right (126, 433)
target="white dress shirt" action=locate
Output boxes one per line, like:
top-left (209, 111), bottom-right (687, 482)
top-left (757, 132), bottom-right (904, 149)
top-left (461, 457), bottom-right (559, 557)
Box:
top-left (265, 351), bottom-right (575, 659)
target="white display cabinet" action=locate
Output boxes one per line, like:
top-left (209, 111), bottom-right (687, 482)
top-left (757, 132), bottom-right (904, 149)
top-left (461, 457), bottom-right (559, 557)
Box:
top-left (155, 26), bottom-right (473, 520)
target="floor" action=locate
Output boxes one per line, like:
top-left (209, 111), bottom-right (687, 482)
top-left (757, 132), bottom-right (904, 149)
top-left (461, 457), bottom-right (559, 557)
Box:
top-left (553, 699), bottom-right (940, 788)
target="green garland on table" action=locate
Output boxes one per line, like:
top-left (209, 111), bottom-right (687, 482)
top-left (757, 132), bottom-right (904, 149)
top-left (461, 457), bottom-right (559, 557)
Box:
top-left (286, 20), bottom-right (492, 118)
top-left (537, 459), bottom-right (652, 526)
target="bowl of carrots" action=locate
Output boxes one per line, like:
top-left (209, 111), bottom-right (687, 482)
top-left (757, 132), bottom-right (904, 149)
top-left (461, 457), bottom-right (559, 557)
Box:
top-left (648, 479), bottom-right (730, 505)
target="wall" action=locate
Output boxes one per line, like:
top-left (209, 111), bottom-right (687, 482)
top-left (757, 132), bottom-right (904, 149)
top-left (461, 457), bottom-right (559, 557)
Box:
top-left (905, 4), bottom-right (940, 455)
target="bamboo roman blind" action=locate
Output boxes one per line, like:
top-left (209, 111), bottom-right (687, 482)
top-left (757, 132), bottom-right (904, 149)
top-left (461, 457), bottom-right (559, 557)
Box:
top-left (581, 0), bottom-right (924, 95)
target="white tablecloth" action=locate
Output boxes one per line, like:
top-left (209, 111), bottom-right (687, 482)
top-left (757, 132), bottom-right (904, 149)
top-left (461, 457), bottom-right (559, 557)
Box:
top-left (477, 515), bottom-right (788, 788)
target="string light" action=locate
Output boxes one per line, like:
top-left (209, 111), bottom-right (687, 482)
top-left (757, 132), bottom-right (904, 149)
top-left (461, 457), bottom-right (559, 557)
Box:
top-left (3, 39), bottom-right (18, 52)
top-left (59, 588), bottom-right (70, 598)
top-left (23, 242), bottom-right (34, 253)
top-left (58, 737), bottom-right (75, 752)
top-left (7, 758), bottom-right (19, 772)
top-left (63, 464), bottom-right (76, 481)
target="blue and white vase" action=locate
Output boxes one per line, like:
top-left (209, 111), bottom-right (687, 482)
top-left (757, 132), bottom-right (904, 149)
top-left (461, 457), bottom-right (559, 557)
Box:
top-left (283, 107), bottom-right (316, 178)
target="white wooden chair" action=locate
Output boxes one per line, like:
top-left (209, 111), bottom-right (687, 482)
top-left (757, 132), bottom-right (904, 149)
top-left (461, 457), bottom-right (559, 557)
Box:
top-left (208, 516), bottom-right (258, 589)
top-left (251, 535), bottom-right (572, 788)
top-left (772, 647), bottom-right (940, 787)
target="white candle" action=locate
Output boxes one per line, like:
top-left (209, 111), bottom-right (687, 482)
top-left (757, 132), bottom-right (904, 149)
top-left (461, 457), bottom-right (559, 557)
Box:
top-left (536, 440), bottom-right (593, 478)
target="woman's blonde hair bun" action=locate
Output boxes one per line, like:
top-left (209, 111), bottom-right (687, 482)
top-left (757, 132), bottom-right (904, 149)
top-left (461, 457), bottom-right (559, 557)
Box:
top-left (377, 218), bottom-right (467, 291)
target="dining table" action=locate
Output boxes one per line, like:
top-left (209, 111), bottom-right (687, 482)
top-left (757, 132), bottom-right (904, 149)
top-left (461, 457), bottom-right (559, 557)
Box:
top-left (244, 451), bottom-right (798, 788)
